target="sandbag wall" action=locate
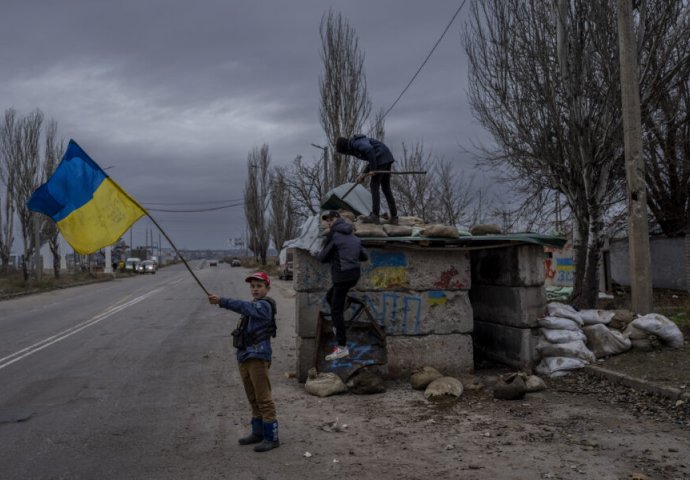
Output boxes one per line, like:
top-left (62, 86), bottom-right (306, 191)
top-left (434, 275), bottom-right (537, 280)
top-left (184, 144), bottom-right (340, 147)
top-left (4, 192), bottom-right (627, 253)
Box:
top-left (470, 244), bottom-right (547, 370)
top-left (294, 245), bottom-right (474, 382)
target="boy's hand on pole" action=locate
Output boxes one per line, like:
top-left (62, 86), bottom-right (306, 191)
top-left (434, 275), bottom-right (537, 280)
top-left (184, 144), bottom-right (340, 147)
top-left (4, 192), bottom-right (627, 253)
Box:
top-left (208, 294), bottom-right (220, 305)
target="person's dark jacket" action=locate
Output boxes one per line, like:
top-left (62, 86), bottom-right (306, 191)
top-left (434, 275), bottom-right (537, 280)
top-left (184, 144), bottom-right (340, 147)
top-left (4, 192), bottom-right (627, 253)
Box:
top-left (317, 218), bottom-right (369, 283)
top-left (344, 134), bottom-right (394, 173)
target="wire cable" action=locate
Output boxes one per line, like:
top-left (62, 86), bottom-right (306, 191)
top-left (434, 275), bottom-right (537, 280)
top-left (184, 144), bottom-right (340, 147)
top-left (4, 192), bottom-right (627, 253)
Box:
top-left (145, 201), bottom-right (244, 213)
top-left (382, 0), bottom-right (467, 120)
top-left (142, 198), bottom-right (243, 206)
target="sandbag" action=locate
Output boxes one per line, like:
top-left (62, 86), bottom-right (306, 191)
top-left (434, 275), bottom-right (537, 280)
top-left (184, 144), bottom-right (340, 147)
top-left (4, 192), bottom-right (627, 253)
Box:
top-left (631, 313), bottom-right (684, 349)
top-left (583, 323), bottom-right (631, 358)
top-left (623, 323), bottom-right (649, 340)
top-left (424, 376), bottom-right (464, 399)
top-left (470, 224), bottom-right (502, 235)
top-left (382, 224), bottom-right (413, 237)
top-left (493, 375), bottom-right (526, 400)
top-left (579, 309), bottom-right (615, 325)
top-left (536, 339), bottom-right (596, 363)
top-left (346, 368), bottom-right (386, 394)
top-left (538, 316), bottom-right (582, 331)
top-left (396, 216), bottom-right (425, 226)
top-left (524, 375), bottom-right (547, 392)
top-left (420, 224), bottom-right (460, 239)
top-left (546, 303), bottom-right (584, 325)
top-left (410, 366), bottom-right (443, 390)
top-left (541, 328), bottom-right (587, 344)
top-left (354, 223), bottom-right (387, 237)
top-left (608, 309), bottom-right (635, 330)
top-left (304, 369), bottom-right (348, 397)
top-left (534, 356), bottom-right (587, 377)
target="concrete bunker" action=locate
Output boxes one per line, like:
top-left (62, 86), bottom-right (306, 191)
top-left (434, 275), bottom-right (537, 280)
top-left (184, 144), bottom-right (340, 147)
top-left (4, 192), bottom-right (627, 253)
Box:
top-left (294, 234), bottom-right (565, 382)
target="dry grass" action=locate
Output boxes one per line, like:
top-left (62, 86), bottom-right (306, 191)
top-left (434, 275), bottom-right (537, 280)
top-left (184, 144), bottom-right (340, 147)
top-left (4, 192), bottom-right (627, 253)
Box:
top-left (0, 269), bottom-right (132, 297)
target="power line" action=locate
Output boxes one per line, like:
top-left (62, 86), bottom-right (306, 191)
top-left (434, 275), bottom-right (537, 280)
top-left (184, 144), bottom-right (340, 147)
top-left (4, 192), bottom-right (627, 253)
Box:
top-left (142, 198), bottom-right (243, 206)
top-left (145, 201), bottom-right (244, 213)
top-left (382, 0), bottom-right (467, 120)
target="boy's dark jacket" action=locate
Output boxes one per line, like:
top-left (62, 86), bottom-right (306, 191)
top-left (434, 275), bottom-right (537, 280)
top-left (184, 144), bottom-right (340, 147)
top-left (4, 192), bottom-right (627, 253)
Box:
top-left (218, 297), bottom-right (275, 363)
top-left (317, 218), bottom-right (369, 282)
top-left (344, 134), bottom-right (394, 173)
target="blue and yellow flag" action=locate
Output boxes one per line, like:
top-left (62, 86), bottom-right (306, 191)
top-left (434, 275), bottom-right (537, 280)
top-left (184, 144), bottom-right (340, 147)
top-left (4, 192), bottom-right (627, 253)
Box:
top-left (28, 139), bottom-right (145, 255)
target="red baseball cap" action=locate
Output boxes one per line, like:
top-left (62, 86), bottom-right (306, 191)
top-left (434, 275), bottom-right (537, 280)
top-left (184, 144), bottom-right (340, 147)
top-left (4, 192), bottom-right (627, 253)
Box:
top-left (245, 271), bottom-right (271, 287)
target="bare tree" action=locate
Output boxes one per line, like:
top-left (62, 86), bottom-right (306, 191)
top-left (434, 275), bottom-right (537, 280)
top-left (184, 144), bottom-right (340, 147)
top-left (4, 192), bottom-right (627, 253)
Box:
top-left (280, 155), bottom-right (325, 216)
top-left (269, 168), bottom-right (298, 254)
top-left (434, 159), bottom-right (476, 226)
top-left (41, 119), bottom-right (64, 278)
top-left (11, 109), bottom-right (44, 280)
top-left (638, 1), bottom-right (690, 237)
top-left (243, 144), bottom-right (271, 265)
top-left (465, 0), bottom-right (627, 307)
top-left (319, 10), bottom-right (371, 188)
top-left (0, 109), bottom-right (18, 272)
top-left (465, 0), bottom-right (690, 307)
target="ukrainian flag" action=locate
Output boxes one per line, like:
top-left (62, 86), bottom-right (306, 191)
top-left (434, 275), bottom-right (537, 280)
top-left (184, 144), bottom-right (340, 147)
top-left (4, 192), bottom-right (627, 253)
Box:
top-left (28, 139), bottom-right (145, 255)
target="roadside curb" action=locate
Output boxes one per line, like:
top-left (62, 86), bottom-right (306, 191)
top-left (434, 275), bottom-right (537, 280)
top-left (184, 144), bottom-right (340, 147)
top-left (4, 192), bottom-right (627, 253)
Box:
top-left (585, 365), bottom-right (689, 402)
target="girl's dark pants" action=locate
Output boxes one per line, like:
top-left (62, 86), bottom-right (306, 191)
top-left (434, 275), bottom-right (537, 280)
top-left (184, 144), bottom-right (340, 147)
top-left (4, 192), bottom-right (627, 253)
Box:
top-left (326, 278), bottom-right (359, 346)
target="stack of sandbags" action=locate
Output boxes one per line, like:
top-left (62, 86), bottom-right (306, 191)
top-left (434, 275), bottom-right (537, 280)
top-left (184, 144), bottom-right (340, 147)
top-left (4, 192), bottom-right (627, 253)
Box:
top-left (579, 308), bottom-right (631, 358)
top-left (623, 313), bottom-right (684, 350)
top-left (535, 303), bottom-right (595, 377)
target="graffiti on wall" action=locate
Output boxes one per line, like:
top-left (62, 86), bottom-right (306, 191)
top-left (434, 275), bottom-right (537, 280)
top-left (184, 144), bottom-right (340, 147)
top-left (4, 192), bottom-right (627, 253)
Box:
top-left (433, 265), bottom-right (467, 290)
top-left (366, 251), bottom-right (409, 288)
top-left (544, 243), bottom-right (574, 286)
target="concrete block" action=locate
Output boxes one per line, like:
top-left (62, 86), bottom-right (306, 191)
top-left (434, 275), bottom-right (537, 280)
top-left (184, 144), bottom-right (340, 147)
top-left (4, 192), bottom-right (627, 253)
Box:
top-left (473, 320), bottom-right (540, 370)
top-left (471, 244), bottom-right (545, 287)
top-left (386, 334), bottom-right (473, 379)
top-left (348, 290), bottom-right (473, 335)
top-left (293, 249), bottom-right (331, 292)
top-left (356, 248), bottom-right (471, 291)
top-left (295, 291), bottom-right (327, 337)
top-left (470, 285), bottom-right (545, 328)
top-left (296, 336), bottom-right (317, 383)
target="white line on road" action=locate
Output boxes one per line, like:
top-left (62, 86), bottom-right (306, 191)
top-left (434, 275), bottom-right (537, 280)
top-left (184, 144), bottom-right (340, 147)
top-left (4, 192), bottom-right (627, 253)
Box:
top-left (0, 286), bottom-right (167, 371)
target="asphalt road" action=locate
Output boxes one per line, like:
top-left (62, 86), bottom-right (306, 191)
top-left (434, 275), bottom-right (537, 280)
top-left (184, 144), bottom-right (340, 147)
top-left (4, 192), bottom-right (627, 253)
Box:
top-left (0, 262), bottom-right (296, 480)
top-left (3, 263), bottom-right (690, 480)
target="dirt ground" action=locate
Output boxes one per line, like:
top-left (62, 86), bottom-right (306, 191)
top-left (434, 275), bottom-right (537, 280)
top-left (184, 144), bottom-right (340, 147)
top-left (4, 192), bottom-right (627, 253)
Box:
top-left (595, 288), bottom-right (690, 393)
top-left (263, 281), bottom-right (690, 480)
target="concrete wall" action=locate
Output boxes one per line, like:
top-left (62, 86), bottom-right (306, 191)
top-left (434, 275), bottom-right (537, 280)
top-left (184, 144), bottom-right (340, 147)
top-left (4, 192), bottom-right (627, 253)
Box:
top-left (609, 236), bottom-right (688, 291)
top-left (470, 244), bottom-right (546, 370)
top-left (294, 246), bottom-right (474, 382)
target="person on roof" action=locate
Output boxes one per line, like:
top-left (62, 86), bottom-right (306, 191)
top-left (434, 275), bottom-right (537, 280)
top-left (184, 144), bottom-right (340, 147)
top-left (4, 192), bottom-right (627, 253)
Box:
top-left (335, 134), bottom-right (399, 225)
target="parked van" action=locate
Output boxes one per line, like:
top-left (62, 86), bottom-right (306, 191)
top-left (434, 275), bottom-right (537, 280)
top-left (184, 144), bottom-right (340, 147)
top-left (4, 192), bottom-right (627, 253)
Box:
top-left (125, 257), bottom-right (142, 271)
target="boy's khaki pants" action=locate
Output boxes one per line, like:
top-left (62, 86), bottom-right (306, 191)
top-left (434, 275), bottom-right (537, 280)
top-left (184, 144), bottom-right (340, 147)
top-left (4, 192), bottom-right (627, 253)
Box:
top-left (239, 358), bottom-right (276, 422)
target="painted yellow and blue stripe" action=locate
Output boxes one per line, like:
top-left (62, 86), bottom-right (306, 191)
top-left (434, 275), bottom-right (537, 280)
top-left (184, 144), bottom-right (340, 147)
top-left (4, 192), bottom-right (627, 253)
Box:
top-left (367, 251), bottom-right (408, 288)
top-left (28, 139), bottom-right (145, 254)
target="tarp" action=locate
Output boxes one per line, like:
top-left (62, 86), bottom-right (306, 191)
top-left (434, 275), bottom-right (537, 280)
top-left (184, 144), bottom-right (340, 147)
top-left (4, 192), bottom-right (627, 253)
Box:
top-left (280, 214), bottom-right (324, 256)
top-left (321, 182), bottom-right (372, 216)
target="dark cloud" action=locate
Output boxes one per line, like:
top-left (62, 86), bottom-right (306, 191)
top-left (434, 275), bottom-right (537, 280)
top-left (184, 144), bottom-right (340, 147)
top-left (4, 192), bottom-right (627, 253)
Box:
top-left (1, 0), bottom-right (491, 250)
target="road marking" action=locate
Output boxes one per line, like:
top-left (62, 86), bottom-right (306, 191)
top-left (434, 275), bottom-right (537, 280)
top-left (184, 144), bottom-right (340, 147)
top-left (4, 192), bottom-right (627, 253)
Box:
top-left (0, 287), bottom-right (165, 371)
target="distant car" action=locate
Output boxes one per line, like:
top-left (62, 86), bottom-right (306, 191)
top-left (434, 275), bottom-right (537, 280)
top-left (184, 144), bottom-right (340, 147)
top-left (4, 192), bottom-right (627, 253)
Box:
top-left (136, 260), bottom-right (157, 274)
top-left (278, 249), bottom-right (293, 280)
top-left (209, 260), bottom-right (218, 267)
top-left (125, 257), bottom-right (141, 271)
top-left (231, 258), bottom-right (241, 267)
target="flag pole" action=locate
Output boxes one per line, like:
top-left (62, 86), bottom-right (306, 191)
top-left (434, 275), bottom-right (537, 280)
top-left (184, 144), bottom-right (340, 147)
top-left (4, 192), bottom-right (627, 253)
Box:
top-left (144, 212), bottom-right (210, 296)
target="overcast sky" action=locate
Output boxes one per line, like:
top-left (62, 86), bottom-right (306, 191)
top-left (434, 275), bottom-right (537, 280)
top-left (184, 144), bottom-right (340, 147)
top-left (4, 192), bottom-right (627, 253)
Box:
top-left (1, 0), bottom-right (493, 251)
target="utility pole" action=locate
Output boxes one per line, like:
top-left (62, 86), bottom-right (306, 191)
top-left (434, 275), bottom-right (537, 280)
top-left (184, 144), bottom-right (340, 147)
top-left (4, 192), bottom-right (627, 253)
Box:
top-left (617, 0), bottom-right (653, 313)
top-left (311, 144), bottom-right (329, 190)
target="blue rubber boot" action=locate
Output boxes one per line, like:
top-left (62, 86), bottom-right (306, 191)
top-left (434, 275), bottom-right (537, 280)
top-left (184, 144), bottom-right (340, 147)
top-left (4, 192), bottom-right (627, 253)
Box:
top-left (254, 420), bottom-right (280, 452)
top-left (238, 418), bottom-right (263, 445)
